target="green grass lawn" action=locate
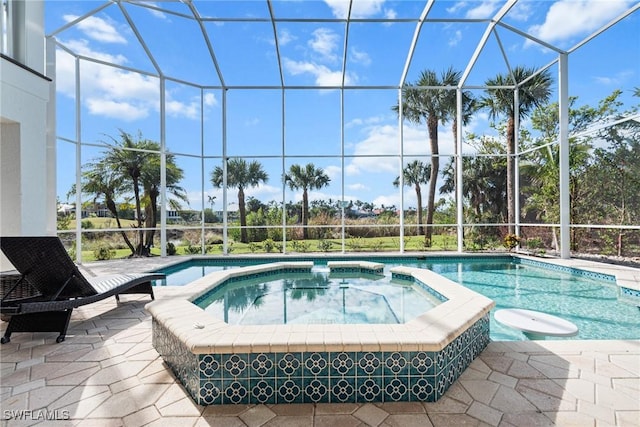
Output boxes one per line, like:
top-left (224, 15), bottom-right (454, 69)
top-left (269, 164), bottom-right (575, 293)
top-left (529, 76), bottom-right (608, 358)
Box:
top-left (78, 233), bottom-right (476, 262)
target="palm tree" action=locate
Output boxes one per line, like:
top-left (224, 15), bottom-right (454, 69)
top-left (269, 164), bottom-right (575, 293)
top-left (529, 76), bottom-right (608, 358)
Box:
top-left (441, 151), bottom-right (507, 224)
top-left (283, 163), bottom-right (331, 240)
top-left (81, 131), bottom-right (188, 256)
top-left (102, 130), bottom-right (153, 255)
top-left (80, 159), bottom-right (137, 254)
top-left (393, 68), bottom-right (457, 245)
top-left (480, 66), bottom-right (552, 234)
top-left (140, 150), bottom-right (188, 254)
top-left (440, 67), bottom-right (477, 192)
top-left (393, 160), bottom-right (431, 235)
top-left (211, 158), bottom-right (268, 243)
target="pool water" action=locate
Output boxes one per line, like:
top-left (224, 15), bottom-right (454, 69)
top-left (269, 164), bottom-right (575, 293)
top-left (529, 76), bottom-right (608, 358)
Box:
top-left (195, 270), bottom-right (443, 325)
top-left (155, 257), bottom-right (640, 341)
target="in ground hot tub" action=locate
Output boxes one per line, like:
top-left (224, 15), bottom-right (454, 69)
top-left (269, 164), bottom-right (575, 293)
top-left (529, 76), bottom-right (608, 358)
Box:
top-left (147, 261), bottom-right (494, 405)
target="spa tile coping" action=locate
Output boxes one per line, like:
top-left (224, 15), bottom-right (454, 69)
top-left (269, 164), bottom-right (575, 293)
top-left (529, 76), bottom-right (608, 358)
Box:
top-left (145, 261), bottom-right (495, 355)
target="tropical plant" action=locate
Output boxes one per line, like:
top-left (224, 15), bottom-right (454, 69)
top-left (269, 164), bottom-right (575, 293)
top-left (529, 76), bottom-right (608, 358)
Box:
top-left (394, 68), bottom-right (464, 245)
top-left (284, 163), bottom-right (331, 239)
top-left (79, 130), bottom-right (187, 257)
top-left (393, 160), bottom-right (430, 236)
top-left (503, 233), bottom-right (521, 251)
top-left (100, 131), bottom-right (152, 254)
top-left (440, 68), bottom-right (477, 192)
top-left (140, 147), bottom-right (188, 254)
top-left (480, 66), bottom-right (552, 234)
top-left (211, 158), bottom-right (269, 243)
top-left (440, 135), bottom-right (507, 226)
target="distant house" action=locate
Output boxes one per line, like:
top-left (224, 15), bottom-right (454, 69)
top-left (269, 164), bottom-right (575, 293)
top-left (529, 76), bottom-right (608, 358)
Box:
top-left (166, 210), bottom-right (185, 223)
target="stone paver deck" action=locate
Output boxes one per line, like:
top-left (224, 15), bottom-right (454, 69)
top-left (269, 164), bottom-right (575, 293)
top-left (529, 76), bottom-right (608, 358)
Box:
top-left (1, 256), bottom-right (639, 426)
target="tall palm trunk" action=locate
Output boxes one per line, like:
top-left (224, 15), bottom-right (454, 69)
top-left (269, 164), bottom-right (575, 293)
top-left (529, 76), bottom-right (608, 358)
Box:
top-left (426, 114), bottom-right (439, 245)
top-left (105, 198), bottom-right (136, 254)
top-left (144, 190), bottom-right (158, 254)
top-left (131, 175), bottom-right (146, 256)
top-left (302, 190), bottom-right (309, 239)
top-left (415, 184), bottom-right (424, 235)
top-left (506, 116), bottom-right (515, 235)
top-left (451, 118), bottom-right (458, 193)
top-left (238, 187), bottom-right (247, 243)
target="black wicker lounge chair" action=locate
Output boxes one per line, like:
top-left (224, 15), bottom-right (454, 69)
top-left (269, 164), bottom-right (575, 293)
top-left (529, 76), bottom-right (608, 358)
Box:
top-left (0, 236), bottom-right (164, 344)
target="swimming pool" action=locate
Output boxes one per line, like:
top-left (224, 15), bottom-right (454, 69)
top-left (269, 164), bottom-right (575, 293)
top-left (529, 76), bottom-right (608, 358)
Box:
top-left (194, 266), bottom-right (444, 326)
top-left (155, 255), bottom-right (640, 341)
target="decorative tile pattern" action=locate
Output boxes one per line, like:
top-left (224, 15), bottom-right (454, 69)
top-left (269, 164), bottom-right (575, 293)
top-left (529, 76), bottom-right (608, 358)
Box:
top-left (621, 287), bottom-right (640, 298)
top-left (516, 257), bottom-right (616, 282)
top-left (152, 314), bottom-right (490, 405)
top-left (620, 286), bottom-right (640, 306)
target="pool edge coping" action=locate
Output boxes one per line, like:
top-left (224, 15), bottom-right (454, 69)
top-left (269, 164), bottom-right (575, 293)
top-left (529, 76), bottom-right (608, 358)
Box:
top-left (146, 262), bottom-right (495, 355)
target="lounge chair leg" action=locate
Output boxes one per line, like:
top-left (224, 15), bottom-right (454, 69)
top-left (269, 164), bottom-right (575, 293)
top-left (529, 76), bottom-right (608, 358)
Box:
top-left (113, 282), bottom-right (154, 301)
top-left (1, 309), bottom-right (73, 344)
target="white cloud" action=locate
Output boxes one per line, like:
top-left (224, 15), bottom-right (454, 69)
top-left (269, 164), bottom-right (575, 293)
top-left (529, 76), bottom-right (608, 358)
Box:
top-left (593, 69), bottom-right (634, 86)
top-left (372, 194), bottom-right (401, 210)
top-left (244, 118), bottom-right (261, 126)
top-left (345, 115), bottom-right (384, 129)
top-left (465, 0), bottom-right (501, 19)
top-left (448, 30), bottom-right (462, 47)
top-left (309, 28), bottom-right (340, 62)
top-left (507, 1), bottom-right (533, 22)
top-left (324, 0), bottom-right (387, 19)
top-left (446, 2), bottom-right (468, 14)
top-left (348, 183), bottom-right (369, 191)
top-left (283, 58), bottom-right (356, 86)
top-left (85, 98), bottom-right (148, 121)
top-left (528, 0), bottom-right (633, 46)
top-left (166, 98), bottom-right (198, 119)
top-left (63, 14), bottom-right (127, 44)
top-left (344, 121), bottom-right (460, 177)
top-left (278, 28), bottom-right (296, 46)
top-left (324, 165), bottom-right (342, 181)
top-left (204, 93), bottom-right (218, 107)
top-left (384, 8), bottom-right (397, 21)
top-left (350, 47), bottom-right (371, 66)
top-left (56, 40), bottom-right (217, 122)
top-left (143, 2), bottom-right (169, 20)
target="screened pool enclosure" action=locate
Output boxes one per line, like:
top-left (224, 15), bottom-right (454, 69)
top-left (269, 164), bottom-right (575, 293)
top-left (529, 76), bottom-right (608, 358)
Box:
top-left (40, 0), bottom-right (640, 260)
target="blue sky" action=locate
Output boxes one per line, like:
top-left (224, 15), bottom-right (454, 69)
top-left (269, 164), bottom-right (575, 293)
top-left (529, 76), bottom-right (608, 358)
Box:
top-left (47, 1), bottom-right (640, 212)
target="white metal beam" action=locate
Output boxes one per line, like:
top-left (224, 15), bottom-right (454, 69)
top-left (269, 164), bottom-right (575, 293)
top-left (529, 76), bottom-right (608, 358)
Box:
top-left (460, 0), bottom-right (517, 86)
top-left (558, 53), bottom-right (570, 259)
top-left (398, 0), bottom-right (434, 87)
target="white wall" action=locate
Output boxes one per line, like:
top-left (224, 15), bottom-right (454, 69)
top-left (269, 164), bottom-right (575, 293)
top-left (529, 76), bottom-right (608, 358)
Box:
top-left (0, 2), bottom-right (52, 271)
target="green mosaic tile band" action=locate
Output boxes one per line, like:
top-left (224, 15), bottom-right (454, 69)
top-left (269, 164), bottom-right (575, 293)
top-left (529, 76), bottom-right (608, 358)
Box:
top-left (153, 314), bottom-right (490, 405)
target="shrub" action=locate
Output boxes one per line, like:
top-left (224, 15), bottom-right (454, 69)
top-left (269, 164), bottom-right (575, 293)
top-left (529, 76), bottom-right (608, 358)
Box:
top-left (81, 220), bottom-right (94, 229)
top-left (371, 239), bottom-right (384, 252)
top-left (262, 238), bottom-right (276, 253)
top-left (291, 240), bottom-right (309, 252)
top-left (93, 244), bottom-right (114, 260)
top-left (347, 236), bottom-right (363, 251)
top-left (317, 239), bottom-right (333, 252)
top-left (166, 242), bottom-right (177, 256)
top-left (248, 242), bottom-right (260, 253)
top-left (184, 244), bottom-right (201, 254)
top-left (526, 237), bottom-right (543, 250)
top-left (503, 233), bottom-right (521, 252)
